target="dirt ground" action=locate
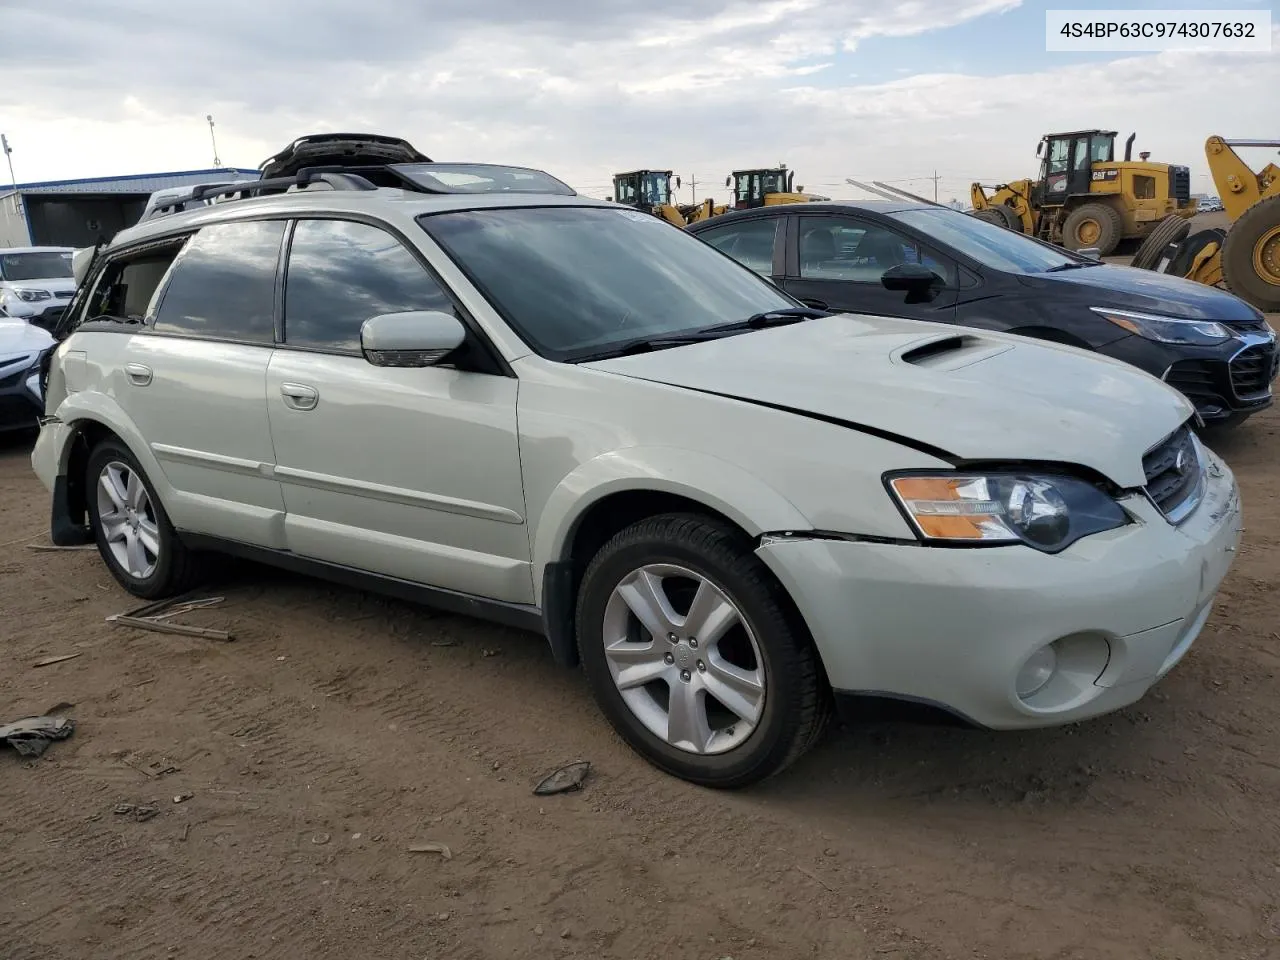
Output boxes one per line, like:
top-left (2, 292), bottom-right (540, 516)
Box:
top-left (3, 409), bottom-right (1280, 958)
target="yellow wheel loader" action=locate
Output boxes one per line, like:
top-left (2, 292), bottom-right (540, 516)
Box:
top-left (970, 130), bottom-right (1197, 257)
top-left (726, 166), bottom-right (830, 209)
top-left (1132, 137), bottom-right (1280, 313)
top-left (610, 169), bottom-right (727, 226)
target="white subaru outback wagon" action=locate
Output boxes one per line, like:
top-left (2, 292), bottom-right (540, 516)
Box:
top-left (32, 136), bottom-right (1243, 787)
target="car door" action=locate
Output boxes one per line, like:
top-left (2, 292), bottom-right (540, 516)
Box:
top-left (692, 215), bottom-right (786, 282)
top-left (265, 217), bottom-right (531, 604)
top-left (780, 213), bottom-right (960, 323)
top-left (110, 219), bottom-right (288, 547)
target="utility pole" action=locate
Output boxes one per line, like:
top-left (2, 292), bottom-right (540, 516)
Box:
top-left (690, 175), bottom-right (697, 204)
top-left (931, 169), bottom-right (940, 202)
top-left (206, 115), bottom-right (221, 167)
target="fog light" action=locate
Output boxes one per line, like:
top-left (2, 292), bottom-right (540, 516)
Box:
top-left (1016, 645), bottom-right (1057, 698)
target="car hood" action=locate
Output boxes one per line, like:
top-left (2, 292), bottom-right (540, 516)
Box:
top-left (584, 314), bottom-right (1193, 488)
top-left (1023, 263), bottom-right (1262, 322)
top-left (0, 319), bottom-right (55, 357)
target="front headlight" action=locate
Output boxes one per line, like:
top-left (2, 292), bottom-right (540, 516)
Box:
top-left (13, 289), bottom-right (53, 303)
top-left (886, 472), bottom-right (1128, 553)
top-left (1091, 307), bottom-right (1231, 346)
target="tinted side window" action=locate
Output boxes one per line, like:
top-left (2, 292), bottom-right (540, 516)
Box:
top-left (284, 219), bottom-right (454, 353)
top-left (697, 219), bottom-right (779, 276)
top-left (797, 217), bottom-right (956, 285)
top-left (152, 220), bottom-right (284, 343)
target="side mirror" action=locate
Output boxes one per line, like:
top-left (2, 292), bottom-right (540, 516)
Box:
top-left (725, 176), bottom-right (732, 187)
top-left (1036, 141), bottom-right (1044, 157)
top-left (606, 195), bottom-right (613, 202)
top-left (881, 263), bottom-right (945, 293)
top-left (1076, 247), bottom-right (1102, 261)
top-left (675, 176), bottom-right (682, 189)
top-left (360, 310), bottom-right (466, 367)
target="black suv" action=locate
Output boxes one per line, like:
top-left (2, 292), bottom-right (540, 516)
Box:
top-left (687, 201), bottom-right (1277, 429)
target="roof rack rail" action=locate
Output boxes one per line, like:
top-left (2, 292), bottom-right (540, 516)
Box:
top-left (141, 168), bottom-right (379, 222)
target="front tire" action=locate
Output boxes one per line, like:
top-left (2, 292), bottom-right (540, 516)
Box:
top-left (576, 513), bottom-right (829, 788)
top-left (1063, 202), bottom-right (1123, 256)
top-left (86, 439), bottom-right (202, 599)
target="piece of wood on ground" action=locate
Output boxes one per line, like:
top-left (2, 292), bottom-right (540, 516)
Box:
top-left (33, 653), bottom-right (83, 668)
top-left (26, 544), bottom-right (96, 552)
top-left (110, 615), bottom-right (233, 641)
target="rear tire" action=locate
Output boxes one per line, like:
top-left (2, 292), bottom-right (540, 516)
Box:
top-left (1063, 203), bottom-right (1123, 256)
top-left (85, 439), bottom-right (203, 600)
top-left (575, 513), bottom-right (829, 788)
top-left (1131, 214), bottom-right (1192, 271)
top-left (973, 206), bottom-right (1019, 231)
top-left (1222, 196), bottom-right (1280, 312)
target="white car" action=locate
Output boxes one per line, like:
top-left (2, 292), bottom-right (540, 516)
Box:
top-left (0, 246), bottom-right (76, 325)
top-left (30, 139), bottom-right (1243, 787)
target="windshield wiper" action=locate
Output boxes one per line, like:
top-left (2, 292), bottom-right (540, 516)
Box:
top-left (569, 308), bottom-right (829, 363)
top-left (739, 306), bottom-right (831, 328)
top-left (1045, 260), bottom-right (1103, 272)
top-left (569, 331), bottom-right (731, 362)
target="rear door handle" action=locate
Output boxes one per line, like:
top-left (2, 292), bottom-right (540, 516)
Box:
top-left (280, 382), bottom-right (319, 411)
top-left (124, 362), bottom-right (153, 386)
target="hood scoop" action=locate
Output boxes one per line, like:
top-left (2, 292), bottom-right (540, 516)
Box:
top-left (896, 333), bottom-right (1013, 371)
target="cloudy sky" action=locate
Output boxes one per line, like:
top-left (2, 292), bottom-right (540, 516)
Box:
top-left (3, 0), bottom-right (1277, 204)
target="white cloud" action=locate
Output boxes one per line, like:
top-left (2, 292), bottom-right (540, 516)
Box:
top-left (0, 1), bottom-right (1274, 207)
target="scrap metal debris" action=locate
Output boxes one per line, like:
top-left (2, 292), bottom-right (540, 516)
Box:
top-left (533, 760), bottom-right (591, 796)
top-left (32, 653), bottom-right (82, 668)
top-left (26, 543), bottom-right (96, 552)
top-left (108, 596), bottom-right (233, 641)
top-left (407, 841), bottom-right (453, 859)
top-left (0, 713), bottom-right (76, 758)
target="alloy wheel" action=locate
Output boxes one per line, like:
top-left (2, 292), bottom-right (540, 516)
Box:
top-left (601, 563), bottom-right (766, 755)
top-left (96, 460), bottom-right (161, 579)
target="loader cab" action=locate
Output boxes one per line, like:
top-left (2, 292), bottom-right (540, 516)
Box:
top-left (728, 167), bottom-right (795, 209)
top-left (1034, 130), bottom-right (1116, 207)
top-left (612, 170), bottom-right (678, 212)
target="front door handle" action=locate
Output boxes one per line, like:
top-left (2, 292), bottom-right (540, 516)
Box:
top-left (280, 382), bottom-right (319, 411)
top-left (124, 362), bottom-right (153, 386)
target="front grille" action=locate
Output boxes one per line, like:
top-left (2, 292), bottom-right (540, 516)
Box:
top-left (1164, 359), bottom-right (1230, 414)
top-left (1142, 425), bottom-right (1203, 523)
top-left (1229, 345), bottom-right (1276, 398)
top-left (1170, 165), bottom-right (1191, 202)
top-left (55, 290), bottom-right (73, 300)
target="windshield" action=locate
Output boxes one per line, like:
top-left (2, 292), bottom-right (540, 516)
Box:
top-left (0, 251), bottom-right (74, 281)
top-left (888, 207), bottom-right (1080, 273)
top-left (761, 170), bottom-right (788, 194)
top-left (419, 206), bottom-right (796, 360)
top-left (640, 172), bottom-right (670, 205)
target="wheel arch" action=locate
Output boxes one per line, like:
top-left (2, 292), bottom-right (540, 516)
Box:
top-left (50, 394), bottom-right (171, 535)
top-left (532, 448), bottom-right (813, 667)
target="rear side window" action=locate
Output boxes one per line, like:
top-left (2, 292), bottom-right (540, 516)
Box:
top-left (696, 219), bottom-right (779, 276)
top-left (283, 219), bottom-right (455, 354)
top-left (152, 220), bottom-right (285, 343)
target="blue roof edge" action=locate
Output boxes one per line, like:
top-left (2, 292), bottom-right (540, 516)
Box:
top-left (7, 168), bottom-right (261, 191)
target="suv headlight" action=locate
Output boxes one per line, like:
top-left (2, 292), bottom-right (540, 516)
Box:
top-left (886, 473), bottom-right (1128, 553)
top-left (1091, 307), bottom-right (1231, 346)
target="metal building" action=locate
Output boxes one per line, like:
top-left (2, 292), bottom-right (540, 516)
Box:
top-left (0, 168), bottom-right (259, 248)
